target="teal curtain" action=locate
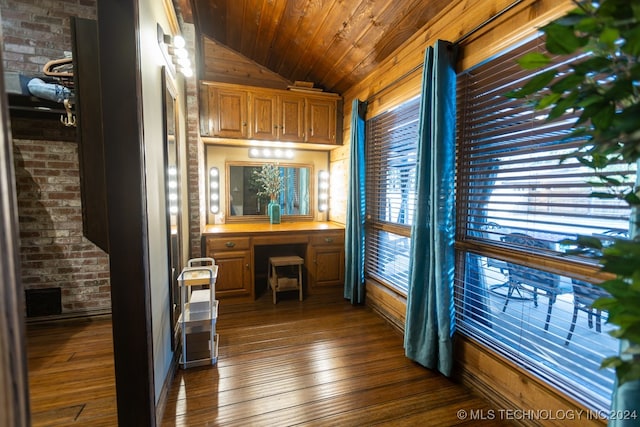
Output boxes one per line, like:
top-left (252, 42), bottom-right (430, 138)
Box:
top-left (344, 99), bottom-right (367, 304)
top-left (404, 40), bottom-right (458, 376)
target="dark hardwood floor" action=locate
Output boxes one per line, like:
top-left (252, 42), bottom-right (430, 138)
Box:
top-left (27, 288), bottom-right (508, 426)
top-left (26, 316), bottom-right (117, 426)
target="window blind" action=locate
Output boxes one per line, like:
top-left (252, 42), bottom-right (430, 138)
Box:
top-left (455, 35), bottom-right (635, 413)
top-left (365, 97), bottom-right (420, 293)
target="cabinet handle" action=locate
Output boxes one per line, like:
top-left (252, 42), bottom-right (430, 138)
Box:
top-left (324, 237), bottom-right (334, 243)
top-left (225, 241), bottom-right (236, 248)
top-left (242, 122), bottom-right (247, 126)
top-left (246, 263), bottom-right (250, 269)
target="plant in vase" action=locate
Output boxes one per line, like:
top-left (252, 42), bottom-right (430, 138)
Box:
top-left (253, 163), bottom-right (283, 223)
top-left (505, 0), bottom-right (639, 421)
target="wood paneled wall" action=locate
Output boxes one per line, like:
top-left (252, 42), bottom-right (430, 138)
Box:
top-left (329, 1), bottom-right (608, 424)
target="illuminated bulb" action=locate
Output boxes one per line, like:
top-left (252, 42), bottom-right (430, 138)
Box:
top-left (210, 168), bottom-right (219, 177)
top-left (173, 35), bottom-right (186, 49)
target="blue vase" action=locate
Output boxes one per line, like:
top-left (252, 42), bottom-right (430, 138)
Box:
top-left (268, 200), bottom-right (281, 224)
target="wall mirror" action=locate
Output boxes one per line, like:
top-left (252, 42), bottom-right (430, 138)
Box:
top-left (162, 67), bottom-right (182, 350)
top-left (226, 162), bottom-right (313, 221)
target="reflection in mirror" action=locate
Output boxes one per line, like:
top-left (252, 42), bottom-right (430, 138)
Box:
top-left (227, 163), bottom-right (312, 218)
top-left (162, 67), bottom-right (182, 351)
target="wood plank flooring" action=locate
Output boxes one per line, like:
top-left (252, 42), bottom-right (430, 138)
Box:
top-left (26, 316), bottom-right (118, 427)
top-left (162, 289), bottom-right (507, 426)
top-left (26, 289), bottom-right (508, 426)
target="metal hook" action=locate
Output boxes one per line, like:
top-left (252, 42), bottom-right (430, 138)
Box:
top-left (60, 98), bottom-right (76, 127)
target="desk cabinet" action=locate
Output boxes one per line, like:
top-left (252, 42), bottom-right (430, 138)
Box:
top-left (202, 223), bottom-right (345, 302)
top-left (205, 237), bottom-right (252, 300)
top-left (307, 232), bottom-right (345, 287)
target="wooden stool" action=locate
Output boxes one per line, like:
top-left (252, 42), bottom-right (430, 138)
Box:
top-left (267, 256), bottom-right (304, 304)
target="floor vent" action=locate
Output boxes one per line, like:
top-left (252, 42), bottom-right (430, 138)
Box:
top-left (25, 288), bottom-right (62, 317)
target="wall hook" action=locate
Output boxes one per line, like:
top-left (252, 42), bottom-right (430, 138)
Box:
top-left (60, 98), bottom-right (76, 127)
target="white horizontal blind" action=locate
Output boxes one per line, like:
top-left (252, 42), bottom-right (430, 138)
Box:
top-left (365, 97), bottom-right (420, 293)
top-left (455, 36), bottom-right (635, 413)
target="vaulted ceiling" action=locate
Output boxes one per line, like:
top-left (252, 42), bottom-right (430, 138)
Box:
top-left (178, 0), bottom-right (452, 95)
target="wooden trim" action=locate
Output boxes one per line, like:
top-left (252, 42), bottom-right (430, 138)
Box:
top-left (97, 1), bottom-right (155, 425)
top-left (162, 0), bottom-right (180, 35)
top-left (454, 335), bottom-right (607, 427)
top-left (203, 221), bottom-right (345, 235)
top-left (365, 279), bottom-right (407, 334)
top-left (0, 46), bottom-right (30, 427)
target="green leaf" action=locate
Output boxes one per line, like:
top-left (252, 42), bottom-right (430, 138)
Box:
top-left (543, 22), bottom-right (585, 54)
top-left (572, 56), bottom-right (613, 75)
top-left (517, 52), bottom-right (551, 69)
top-left (536, 93), bottom-right (562, 110)
top-left (599, 26), bottom-right (620, 49)
top-left (550, 74), bottom-right (584, 94)
top-left (504, 70), bottom-right (557, 99)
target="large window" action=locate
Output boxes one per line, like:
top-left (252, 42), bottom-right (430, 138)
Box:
top-left (365, 97), bottom-right (420, 293)
top-left (455, 36), bottom-right (635, 412)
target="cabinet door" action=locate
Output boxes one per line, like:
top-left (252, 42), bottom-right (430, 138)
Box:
top-left (305, 97), bottom-right (336, 144)
top-left (279, 95), bottom-right (305, 142)
top-left (211, 250), bottom-right (252, 299)
top-left (211, 88), bottom-right (248, 138)
top-left (249, 92), bottom-right (278, 140)
top-left (309, 245), bottom-right (345, 287)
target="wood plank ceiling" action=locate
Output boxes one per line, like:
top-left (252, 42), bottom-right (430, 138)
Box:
top-left (187, 0), bottom-right (452, 95)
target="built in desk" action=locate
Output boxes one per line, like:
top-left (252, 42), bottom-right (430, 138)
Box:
top-left (201, 221), bottom-right (345, 302)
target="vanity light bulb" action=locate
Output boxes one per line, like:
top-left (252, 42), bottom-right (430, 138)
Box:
top-left (319, 203), bottom-right (328, 212)
top-left (211, 205), bottom-right (219, 214)
top-left (181, 67), bottom-right (193, 78)
top-left (285, 150), bottom-right (294, 159)
top-left (210, 168), bottom-right (219, 177)
top-left (274, 149), bottom-right (283, 158)
top-left (211, 194), bottom-right (219, 201)
top-left (263, 148), bottom-right (272, 157)
top-left (210, 182), bottom-right (219, 189)
top-left (173, 35), bottom-right (186, 49)
top-left (249, 148), bottom-right (260, 157)
top-left (169, 181), bottom-right (177, 189)
top-left (175, 47), bottom-right (188, 59)
top-left (169, 193), bottom-right (178, 201)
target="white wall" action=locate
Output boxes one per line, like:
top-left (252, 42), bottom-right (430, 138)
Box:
top-left (138, 0), bottom-right (184, 403)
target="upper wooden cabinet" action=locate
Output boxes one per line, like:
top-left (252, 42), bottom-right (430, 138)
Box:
top-left (200, 82), bottom-right (341, 145)
top-left (201, 85), bottom-right (249, 138)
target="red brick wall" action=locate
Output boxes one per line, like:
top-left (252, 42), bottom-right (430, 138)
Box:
top-left (13, 139), bottom-right (110, 315)
top-left (182, 23), bottom-right (204, 259)
top-left (1, 0), bottom-right (96, 74)
top-left (2, 0), bottom-right (110, 317)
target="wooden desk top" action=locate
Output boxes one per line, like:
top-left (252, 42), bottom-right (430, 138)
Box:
top-left (202, 221), bottom-right (345, 236)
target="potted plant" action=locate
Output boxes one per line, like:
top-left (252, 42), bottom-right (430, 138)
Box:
top-left (505, 0), bottom-right (639, 421)
top-left (253, 163), bottom-right (283, 223)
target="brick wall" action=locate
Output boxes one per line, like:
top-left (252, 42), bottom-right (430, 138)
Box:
top-left (182, 22), bottom-right (204, 259)
top-left (1, 0), bottom-right (96, 74)
top-left (2, 0), bottom-right (111, 317)
top-left (13, 139), bottom-right (110, 315)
